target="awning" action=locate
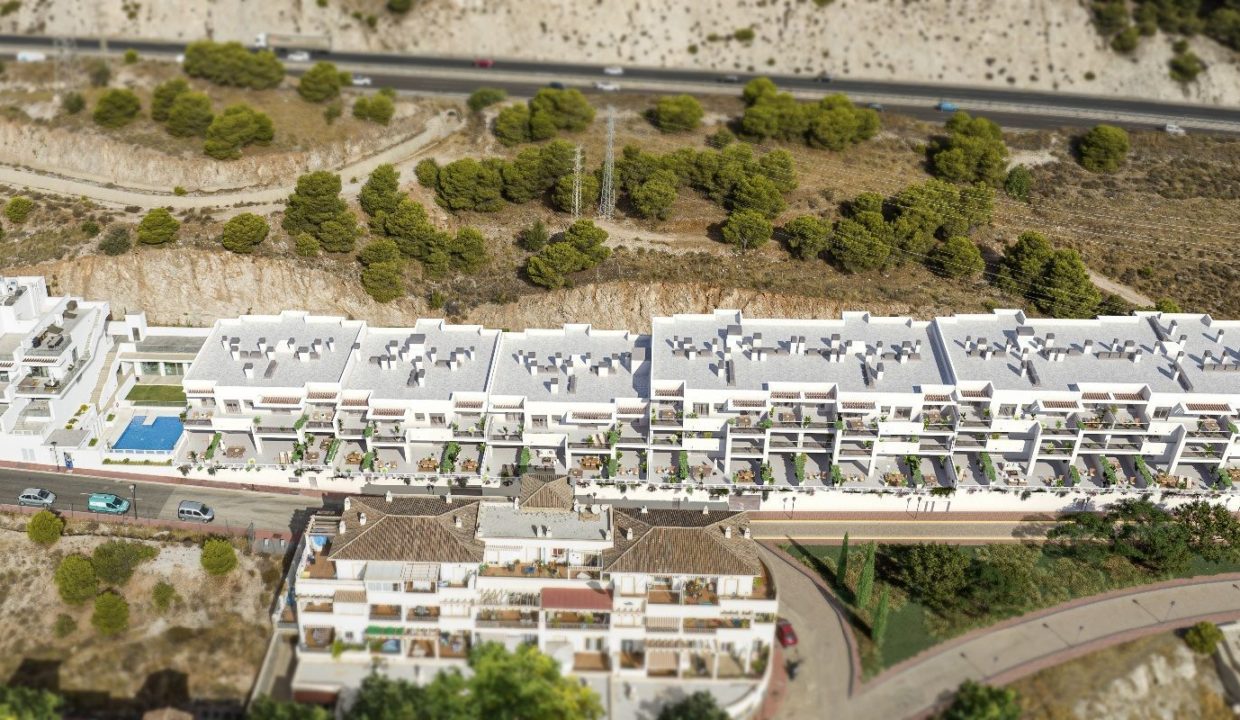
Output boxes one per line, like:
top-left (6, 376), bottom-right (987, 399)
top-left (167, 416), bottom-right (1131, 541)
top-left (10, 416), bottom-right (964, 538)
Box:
top-left (541, 587), bottom-right (613, 611)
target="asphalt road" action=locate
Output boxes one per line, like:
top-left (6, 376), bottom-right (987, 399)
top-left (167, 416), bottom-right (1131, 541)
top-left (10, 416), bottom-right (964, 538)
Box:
top-left (1, 34), bottom-right (1237, 132)
top-left (0, 466), bottom-right (321, 534)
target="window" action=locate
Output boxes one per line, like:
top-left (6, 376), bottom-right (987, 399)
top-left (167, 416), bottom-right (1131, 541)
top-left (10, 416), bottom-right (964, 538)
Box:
top-left (532, 416), bottom-right (548, 428)
top-left (1153, 407), bottom-right (1170, 419)
top-left (998, 404), bottom-right (1017, 418)
top-left (140, 361), bottom-right (161, 375)
top-left (893, 407), bottom-right (912, 420)
top-left (430, 414), bottom-right (445, 426)
top-left (693, 403), bottom-right (710, 416)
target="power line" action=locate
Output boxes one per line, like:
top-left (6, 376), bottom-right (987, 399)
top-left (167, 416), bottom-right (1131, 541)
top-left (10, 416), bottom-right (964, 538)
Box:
top-left (597, 106), bottom-right (616, 221)
top-left (571, 145), bottom-right (583, 220)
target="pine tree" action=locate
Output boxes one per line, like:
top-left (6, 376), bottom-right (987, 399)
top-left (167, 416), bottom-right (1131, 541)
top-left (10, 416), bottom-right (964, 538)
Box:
top-left (856, 541), bottom-right (877, 608)
top-left (872, 584), bottom-right (890, 645)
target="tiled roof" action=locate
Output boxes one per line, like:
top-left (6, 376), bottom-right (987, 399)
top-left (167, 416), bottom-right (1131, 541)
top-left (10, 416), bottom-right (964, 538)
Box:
top-left (518, 476), bottom-right (575, 510)
top-left (603, 509), bottom-right (761, 576)
top-left (327, 495), bottom-right (484, 563)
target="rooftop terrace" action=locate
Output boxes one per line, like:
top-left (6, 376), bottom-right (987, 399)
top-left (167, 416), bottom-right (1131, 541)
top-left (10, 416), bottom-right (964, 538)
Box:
top-left (490, 325), bottom-right (651, 404)
top-left (185, 312), bottom-right (364, 388)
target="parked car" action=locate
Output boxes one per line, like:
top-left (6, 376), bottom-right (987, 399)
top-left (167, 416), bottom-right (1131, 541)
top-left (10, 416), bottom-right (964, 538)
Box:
top-left (17, 488), bottom-right (55, 508)
top-left (473, 58), bottom-right (495, 68)
top-left (594, 81), bottom-right (621, 92)
top-left (936, 100), bottom-right (959, 112)
top-left (177, 500), bottom-right (215, 523)
top-left (814, 73), bottom-right (833, 83)
top-left (548, 80), bottom-right (567, 90)
top-left (286, 50), bottom-right (311, 62)
top-left (776, 618), bottom-right (799, 647)
top-left (351, 75), bottom-right (373, 86)
top-left (87, 493), bottom-right (130, 515)
top-left (603, 66), bottom-right (624, 76)
top-left (719, 74), bottom-right (741, 84)
top-left (1164, 122), bottom-right (1187, 136)
top-left (866, 102), bottom-right (885, 112)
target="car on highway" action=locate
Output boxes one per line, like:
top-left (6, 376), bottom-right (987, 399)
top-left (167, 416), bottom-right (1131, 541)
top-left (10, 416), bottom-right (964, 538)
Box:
top-left (177, 500), bottom-right (215, 523)
top-left (286, 50), bottom-right (312, 62)
top-left (351, 75), bottom-right (373, 86)
top-left (17, 488), bottom-right (55, 508)
top-left (814, 73), bottom-right (833, 83)
top-left (87, 493), bottom-right (130, 515)
top-left (1164, 122), bottom-right (1187, 136)
top-left (473, 58), bottom-right (495, 68)
top-left (594, 81), bottom-right (621, 92)
top-left (936, 100), bottom-right (959, 112)
top-left (776, 618), bottom-right (799, 647)
top-left (719, 74), bottom-right (741, 84)
top-left (867, 102), bottom-right (885, 111)
top-left (602, 66), bottom-right (624, 76)
top-left (548, 80), bottom-right (567, 90)
top-left (16, 51), bottom-right (46, 63)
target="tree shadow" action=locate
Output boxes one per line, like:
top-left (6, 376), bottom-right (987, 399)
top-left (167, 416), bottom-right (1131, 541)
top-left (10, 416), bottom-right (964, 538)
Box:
top-left (7, 660), bottom-right (244, 719)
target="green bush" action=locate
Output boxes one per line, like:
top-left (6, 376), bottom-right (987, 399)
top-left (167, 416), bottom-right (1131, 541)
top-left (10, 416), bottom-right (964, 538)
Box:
top-left (1170, 50), bottom-right (1205, 83)
top-left (53, 613), bottom-right (76, 638)
top-left (92, 88), bottom-right (141, 128)
top-left (165, 91), bottom-right (214, 137)
top-left (200, 538), bottom-right (238, 576)
top-left (782, 215), bottom-right (831, 260)
top-left (204, 104), bottom-right (274, 160)
top-left (80, 219), bottom-right (101, 237)
top-left (525, 219), bottom-right (610, 288)
top-left (734, 27), bottom-right (755, 42)
top-left (98, 226), bottom-right (131, 255)
top-left (61, 91), bottom-right (85, 115)
top-left (492, 88), bottom-right (596, 145)
top-left (1004, 165), bottom-right (1033, 201)
top-left (649, 94), bottom-right (704, 132)
top-left (630, 171), bottom-right (679, 220)
top-left (26, 510), bottom-right (63, 546)
top-left (467, 87), bottom-right (507, 113)
top-left (1184, 621), bottom-right (1224, 655)
top-left (5, 196), bottom-right (34, 223)
top-left (298, 62), bottom-right (350, 102)
top-left (1078, 124), bottom-right (1130, 173)
top-left (930, 111), bottom-right (1008, 186)
top-left (152, 581), bottom-right (177, 612)
top-left (137, 208), bottom-right (180, 245)
top-left (87, 58), bottom-right (111, 88)
top-left (940, 680), bottom-right (1021, 720)
top-left (359, 164), bottom-right (402, 218)
top-left (221, 212), bottom-right (270, 253)
top-left (518, 219), bottom-right (550, 251)
top-left (183, 40), bottom-right (284, 89)
top-left (91, 592), bottom-right (130, 636)
top-left (294, 232), bottom-right (320, 257)
top-left (91, 540), bottom-right (158, 586)
top-left (54, 555), bottom-right (97, 605)
top-left (360, 260), bottom-right (405, 303)
top-left (282, 171), bottom-right (357, 251)
top-left (151, 78), bottom-right (190, 122)
top-left (414, 158), bottom-right (439, 188)
top-left (928, 236), bottom-right (985, 278)
top-left (739, 79), bottom-right (878, 151)
top-left (354, 93), bottom-right (395, 125)
top-left (722, 209), bottom-right (772, 251)
top-left (1110, 26), bottom-right (1140, 53)
top-left (434, 158), bottom-right (505, 212)
top-left (123, 49), bottom-right (139, 64)
top-left (387, 0), bottom-right (413, 11)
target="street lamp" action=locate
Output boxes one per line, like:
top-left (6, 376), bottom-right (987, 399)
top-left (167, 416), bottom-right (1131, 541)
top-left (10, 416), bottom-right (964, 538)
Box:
top-left (129, 483), bottom-right (137, 518)
top-left (50, 441), bottom-right (60, 471)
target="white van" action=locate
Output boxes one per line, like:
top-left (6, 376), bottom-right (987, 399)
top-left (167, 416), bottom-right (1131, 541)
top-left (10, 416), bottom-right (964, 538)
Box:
top-left (16, 52), bottom-right (47, 63)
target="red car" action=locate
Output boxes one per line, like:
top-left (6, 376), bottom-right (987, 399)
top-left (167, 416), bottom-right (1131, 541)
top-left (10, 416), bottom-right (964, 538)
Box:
top-left (473, 58), bottom-right (494, 68)
top-left (776, 619), bottom-right (798, 647)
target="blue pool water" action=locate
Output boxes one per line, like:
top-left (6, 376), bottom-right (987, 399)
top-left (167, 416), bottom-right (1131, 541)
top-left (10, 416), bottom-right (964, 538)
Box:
top-left (112, 416), bottom-right (184, 451)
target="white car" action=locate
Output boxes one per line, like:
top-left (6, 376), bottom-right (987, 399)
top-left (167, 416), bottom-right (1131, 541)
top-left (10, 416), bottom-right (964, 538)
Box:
top-left (18, 487), bottom-right (55, 508)
top-left (1164, 122), bottom-right (1186, 136)
top-left (602, 66), bottom-right (624, 76)
top-left (16, 52), bottom-right (47, 63)
top-left (594, 81), bottom-right (621, 92)
top-left (287, 50), bottom-right (311, 62)
top-left (174, 53), bottom-right (185, 64)
top-left (352, 75), bottom-right (373, 86)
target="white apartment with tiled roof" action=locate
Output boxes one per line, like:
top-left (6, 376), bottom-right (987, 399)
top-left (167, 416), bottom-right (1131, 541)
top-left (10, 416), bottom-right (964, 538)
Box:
top-left (287, 477), bottom-right (778, 718)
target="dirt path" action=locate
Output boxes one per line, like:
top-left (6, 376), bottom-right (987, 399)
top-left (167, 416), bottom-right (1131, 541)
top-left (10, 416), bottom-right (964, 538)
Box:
top-left (0, 112), bottom-right (463, 213)
top-left (1088, 270), bottom-right (1156, 308)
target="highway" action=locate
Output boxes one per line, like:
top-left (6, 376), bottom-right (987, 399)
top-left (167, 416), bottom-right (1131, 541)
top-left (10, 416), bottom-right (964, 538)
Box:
top-left (0, 466), bottom-right (321, 535)
top-left (1, 34), bottom-right (1238, 132)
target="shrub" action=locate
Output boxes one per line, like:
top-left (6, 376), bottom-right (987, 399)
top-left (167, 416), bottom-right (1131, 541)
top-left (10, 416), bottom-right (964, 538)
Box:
top-left (123, 49), bottom-right (139, 64)
top-left (414, 158), bottom-right (439, 188)
top-left (782, 215), bottom-right (831, 260)
top-left (294, 233), bottom-right (320, 257)
top-left (1184, 621), bottom-right (1224, 655)
top-left (165, 91), bottom-right (215, 137)
top-left (518, 218), bottom-right (550, 251)
top-left (649, 95), bottom-right (704, 132)
top-left (54, 555), bottom-right (97, 605)
top-left (1004, 165), bottom-right (1032, 201)
top-left (26, 510), bottom-right (63, 546)
top-left (359, 164), bottom-right (402, 218)
top-left (1078, 124), bottom-right (1130, 173)
top-left (298, 62), bottom-right (350, 102)
top-left (5, 196), bottom-right (34, 223)
top-left (92, 88), bottom-right (141, 128)
top-left (183, 40), bottom-right (284, 89)
top-left (53, 613), bottom-right (76, 638)
top-left (734, 27), bottom-right (756, 42)
top-left (354, 93), bottom-right (395, 125)
top-left (493, 88), bottom-right (596, 145)
top-left (200, 538), bottom-right (238, 576)
top-left (388, 0), bottom-right (413, 11)
top-left (494, 104), bottom-right (532, 145)
top-left (80, 219), bottom-right (101, 237)
top-left (630, 171), bottom-right (679, 220)
top-left (98, 226), bottom-right (132, 255)
top-left (91, 540), bottom-right (157, 586)
top-left (151, 78), bottom-right (190, 122)
top-left (87, 58), bottom-right (111, 87)
top-left (204, 104), bottom-right (274, 160)
top-left (930, 111), bottom-right (1008, 185)
top-left (434, 158), bottom-right (505, 212)
top-left (525, 219), bottom-right (610, 288)
top-left (282, 171), bottom-right (357, 251)
top-left (721, 209), bottom-right (773, 251)
top-left (940, 680), bottom-right (1021, 720)
top-left (221, 212), bottom-right (270, 253)
top-left (323, 100), bottom-right (343, 125)
top-left (137, 208), bottom-right (180, 245)
top-left (467, 87), bottom-right (507, 113)
top-left (739, 79), bottom-right (878, 151)
top-left (361, 260), bottom-right (406, 303)
top-left (91, 592), bottom-right (130, 636)
top-left (1169, 50), bottom-right (1204, 83)
top-left (152, 581), bottom-right (177, 612)
top-left (61, 91), bottom-right (85, 115)
top-left (928, 236), bottom-right (985, 278)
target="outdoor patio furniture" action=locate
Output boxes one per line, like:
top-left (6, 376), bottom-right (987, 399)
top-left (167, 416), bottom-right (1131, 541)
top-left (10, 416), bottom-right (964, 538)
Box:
top-left (411, 644), bottom-right (427, 658)
top-left (418, 458), bottom-right (438, 471)
top-left (226, 446), bottom-right (244, 458)
top-left (346, 451), bottom-right (363, 464)
top-left (306, 451), bottom-right (321, 463)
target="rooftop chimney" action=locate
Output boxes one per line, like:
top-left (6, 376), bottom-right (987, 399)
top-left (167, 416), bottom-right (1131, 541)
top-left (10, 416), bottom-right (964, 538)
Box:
top-left (344, 497), bottom-right (351, 511)
top-left (338, 520), bottom-right (347, 534)
top-left (742, 526), bottom-right (751, 539)
top-left (724, 526), bottom-right (733, 539)
top-left (385, 491), bottom-right (393, 503)
top-left (326, 337), bottom-right (336, 352)
top-left (358, 512), bottom-right (367, 526)
top-left (625, 527), bottom-right (633, 540)
top-left (640, 505), bottom-right (648, 515)
top-left (445, 493), bottom-right (454, 505)
top-left (454, 515), bottom-right (462, 529)
top-left (543, 525), bottom-right (552, 538)
top-left (242, 363), bottom-right (255, 378)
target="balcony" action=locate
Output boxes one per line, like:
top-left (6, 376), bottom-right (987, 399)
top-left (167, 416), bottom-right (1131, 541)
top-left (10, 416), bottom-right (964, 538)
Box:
top-left (620, 650), bottom-right (645, 670)
top-left (644, 618), bottom-right (680, 633)
top-left (407, 606), bottom-right (440, 623)
top-left (648, 583), bottom-right (717, 606)
top-left (302, 626), bottom-right (335, 651)
top-left (546, 612), bottom-right (610, 631)
top-left (480, 561), bottom-right (601, 580)
top-left (369, 604), bottom-right (402, 621)
top-left (684, 617), bottom-right (751, 634)
top-left (302, 601), bottom-right (334, 614)
top-left (439, 634), bottom-right (471, 659)
top-left (475, 609), bottom-right (538, 629)
top-left (573, 651), bottom-right (611, 673)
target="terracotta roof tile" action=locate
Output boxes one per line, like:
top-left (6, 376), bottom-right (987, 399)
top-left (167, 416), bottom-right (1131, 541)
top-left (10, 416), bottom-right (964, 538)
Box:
top-left (326, 495), bottom-right (484, 563)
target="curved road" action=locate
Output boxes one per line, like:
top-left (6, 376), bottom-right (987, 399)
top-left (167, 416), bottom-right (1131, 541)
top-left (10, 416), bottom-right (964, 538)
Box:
top-left (1, 34), bottom-right (1238, 132)
top-left (763, 543), bottom-right (1240, 720)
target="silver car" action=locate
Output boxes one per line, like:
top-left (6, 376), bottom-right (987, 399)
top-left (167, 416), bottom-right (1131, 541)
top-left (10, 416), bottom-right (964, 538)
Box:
top-left (177, 500), bottom-right (215, 523)
top-left (18, 487), bottom-right (55, 507)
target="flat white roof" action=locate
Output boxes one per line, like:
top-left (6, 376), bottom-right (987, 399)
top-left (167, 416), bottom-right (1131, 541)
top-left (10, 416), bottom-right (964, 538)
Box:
top-left (490, 325), bottom-right (650, 404)
top-left (185, 311), bottom-right (364, 388)
top-left (476, 504), bottom-right (611, 542)
top-left (343, 320), bottom-right (500, 401)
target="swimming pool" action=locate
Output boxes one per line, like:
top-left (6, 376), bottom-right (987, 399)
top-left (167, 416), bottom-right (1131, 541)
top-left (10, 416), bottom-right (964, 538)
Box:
top-left (112, 416), bottom-right (184, 452)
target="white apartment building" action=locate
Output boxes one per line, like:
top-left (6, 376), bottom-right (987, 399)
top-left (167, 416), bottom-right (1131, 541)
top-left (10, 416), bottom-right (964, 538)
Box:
top-left (287, 478), bottom-right (777, 717)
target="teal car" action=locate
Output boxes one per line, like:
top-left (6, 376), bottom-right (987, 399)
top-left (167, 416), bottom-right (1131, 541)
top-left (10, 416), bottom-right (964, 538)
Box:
top-left (87, 493), bottom-right (130, 515)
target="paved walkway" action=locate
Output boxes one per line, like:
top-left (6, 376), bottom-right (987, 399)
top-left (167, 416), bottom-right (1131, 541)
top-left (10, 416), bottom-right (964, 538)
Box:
top-left (763, 542), bottom-right (1240, 720)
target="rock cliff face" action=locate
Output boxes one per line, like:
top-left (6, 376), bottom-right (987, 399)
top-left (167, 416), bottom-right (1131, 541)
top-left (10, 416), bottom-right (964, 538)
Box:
top-left (12, 250), bottom-right (935, 331)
